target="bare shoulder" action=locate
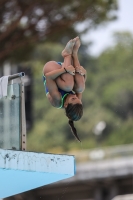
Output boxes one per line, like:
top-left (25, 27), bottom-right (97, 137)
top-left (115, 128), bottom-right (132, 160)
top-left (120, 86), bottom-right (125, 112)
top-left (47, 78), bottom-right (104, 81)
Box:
top-left (47, 92), bottom-right (62, 108)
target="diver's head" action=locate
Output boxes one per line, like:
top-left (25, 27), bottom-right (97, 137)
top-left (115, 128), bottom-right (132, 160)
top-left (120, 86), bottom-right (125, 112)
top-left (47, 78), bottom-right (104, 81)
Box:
top-left (64, 94), bottom-right (83, 121)
top-left (64, 94), bottom-right (82, 108)
top-left (64, 94), bottom-right (83, 142)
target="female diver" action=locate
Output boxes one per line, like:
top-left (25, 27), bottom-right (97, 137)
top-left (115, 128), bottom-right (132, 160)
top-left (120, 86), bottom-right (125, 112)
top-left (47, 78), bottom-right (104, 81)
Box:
top-left (43, 36), bottom-right (87, 142)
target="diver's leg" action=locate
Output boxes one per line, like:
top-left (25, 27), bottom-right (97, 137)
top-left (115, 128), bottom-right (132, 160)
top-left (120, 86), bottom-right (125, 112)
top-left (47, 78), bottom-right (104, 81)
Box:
top-left (72, 37), bottom-right (86, 93)
top-left (43, 61), bottom-right (61, 75)
top-left (72, 36), bottom-right (81, 67)
top-left (56, 39), bottom-right (76, 91)
top-left (43, 39), bottom-right (75, 91)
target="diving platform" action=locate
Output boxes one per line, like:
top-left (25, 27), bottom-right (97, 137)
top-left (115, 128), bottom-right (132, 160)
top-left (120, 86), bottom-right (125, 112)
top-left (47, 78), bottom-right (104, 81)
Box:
top-left (0, 149), bottom-right (75, 198)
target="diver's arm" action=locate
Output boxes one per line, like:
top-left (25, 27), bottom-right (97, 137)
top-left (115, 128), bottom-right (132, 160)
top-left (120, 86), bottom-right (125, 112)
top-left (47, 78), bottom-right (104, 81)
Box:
top-left (73, 70), bottom-right (86, 94)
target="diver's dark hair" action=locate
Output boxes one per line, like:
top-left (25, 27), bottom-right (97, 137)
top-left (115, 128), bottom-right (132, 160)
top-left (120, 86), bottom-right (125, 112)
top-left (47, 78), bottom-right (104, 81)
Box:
top-left (65, 103), bottom-right (83, 142)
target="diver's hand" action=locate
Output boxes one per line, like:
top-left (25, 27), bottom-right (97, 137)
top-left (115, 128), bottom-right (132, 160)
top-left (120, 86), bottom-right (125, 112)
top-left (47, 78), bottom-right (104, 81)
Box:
top-left (64, 65), bottom-right (75, 75)
top-left (75, 66), bottom-right (86, 76)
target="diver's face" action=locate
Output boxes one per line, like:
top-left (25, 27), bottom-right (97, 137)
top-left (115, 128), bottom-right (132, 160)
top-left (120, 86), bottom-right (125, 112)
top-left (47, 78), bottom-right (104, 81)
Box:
top-left (64, 94), bottom-right (82, 108)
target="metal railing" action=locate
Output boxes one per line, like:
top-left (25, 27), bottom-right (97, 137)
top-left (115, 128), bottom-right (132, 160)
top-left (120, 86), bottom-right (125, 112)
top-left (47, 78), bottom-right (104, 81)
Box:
top-left (8, 72), bottom-right (25, 81)
top-left (0, 72), bottom-right (26, 151)
top-left (68, 143), bottom-right (133, 163)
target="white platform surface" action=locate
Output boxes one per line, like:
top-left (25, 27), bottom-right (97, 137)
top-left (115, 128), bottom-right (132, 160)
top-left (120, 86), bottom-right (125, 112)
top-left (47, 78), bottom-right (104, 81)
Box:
top-left (0, 149), bottom-right (75, 198)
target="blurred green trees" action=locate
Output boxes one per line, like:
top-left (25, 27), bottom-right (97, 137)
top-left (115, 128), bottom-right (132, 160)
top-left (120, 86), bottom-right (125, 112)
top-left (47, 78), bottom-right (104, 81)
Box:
top-left (0, 0), bottom-right (117, 62)
top-left (27, 32), bottom-right (133, 153)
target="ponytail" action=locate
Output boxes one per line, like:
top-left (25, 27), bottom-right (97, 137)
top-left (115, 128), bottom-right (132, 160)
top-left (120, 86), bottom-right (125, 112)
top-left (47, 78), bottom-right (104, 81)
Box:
top-left (65, 103), bottom-right (83, 142)
top-left (68, 120), bottom-right (81, 142)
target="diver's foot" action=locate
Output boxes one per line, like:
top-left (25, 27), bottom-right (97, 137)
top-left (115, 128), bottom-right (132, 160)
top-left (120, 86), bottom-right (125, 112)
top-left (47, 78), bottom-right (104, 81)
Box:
top-left (72, 36), bottom-right (80, 56)
top-left (62, 39), bottom-right (76, 57)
